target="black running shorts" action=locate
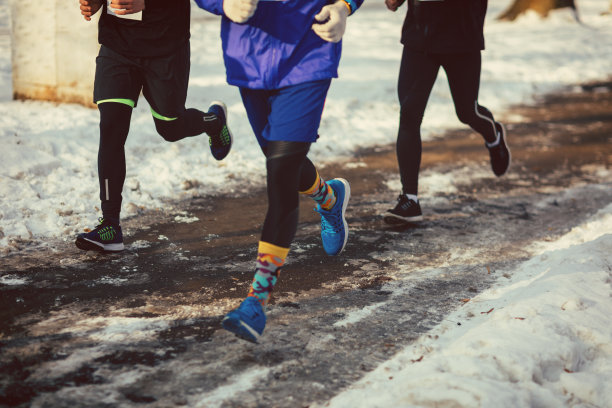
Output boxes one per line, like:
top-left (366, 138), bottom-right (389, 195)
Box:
top-left (93, 41), bottom-right (190, 118)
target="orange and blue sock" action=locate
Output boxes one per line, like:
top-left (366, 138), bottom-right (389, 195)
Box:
top-left (301, 171), bottom-right (336, 211)
top-left (247, 241), bottom-right (289, 307)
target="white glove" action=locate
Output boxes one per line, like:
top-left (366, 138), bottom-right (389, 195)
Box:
top-left (312, 1), bottom-right (350, 43)
top-left (223, 0), bottom-right (259, 23)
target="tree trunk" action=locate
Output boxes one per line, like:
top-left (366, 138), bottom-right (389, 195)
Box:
top-left (497, 0), bottom-right (578, 21)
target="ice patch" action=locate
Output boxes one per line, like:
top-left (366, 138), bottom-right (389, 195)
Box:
top-left (0, 274), bottom-right (29, 285)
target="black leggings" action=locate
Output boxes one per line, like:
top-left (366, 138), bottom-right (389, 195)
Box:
top-left (260, 141), bottom-right (317, 248)
top-left (396, 48), bottom-right (498, 195)
top-left (97, 102), bottom-right (217, 223)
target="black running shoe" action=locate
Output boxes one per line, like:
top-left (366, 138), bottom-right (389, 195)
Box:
top-left (383, 194), bottom-right (423, 224)
top-left (75, 218), bottom-right (124, 253)
top-left (486, 122), bottom-right (511, 177)
top-left (207, 101), bottom-right (233, 161)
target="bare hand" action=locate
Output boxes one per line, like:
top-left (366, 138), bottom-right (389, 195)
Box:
top-left (385, 0), bottom-right (405, 12)
top-left (312, 1), bottom-right (349, 43)
top-left (79, 0), bottom-right (103, 21)
top-left (109, 0), bottom-right (145, 15)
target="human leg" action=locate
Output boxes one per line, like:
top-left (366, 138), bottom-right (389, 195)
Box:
top-left (75, 46), bottom-right (142, 252)
top-left (144, 41), bottom-right (232, 159)
top-left (443, 51), bottom-right (510, 176)
top-left (395, 48), bottom-right (439, 196)
top-left (240, 80), bottom-right (349, 254)
top-left (442, 51), bottom-right (496, 143)
top-left (221, 141), bottom-right (308, 343)
top-left (75, 101), bottom-right (132, 252)
top-left (384, 48), bottom-right (438, 224)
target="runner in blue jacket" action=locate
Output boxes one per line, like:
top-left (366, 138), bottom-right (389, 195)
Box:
top-left (195, 0), bottom-right (363, 343)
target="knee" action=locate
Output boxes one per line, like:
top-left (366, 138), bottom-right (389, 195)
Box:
top-left (265, 147), bottom-right (307, 207)
top-left (154, 120), bottom-right (180, 142)
top-left (266, 154), bottom-right (299, 186)
top-left (399, 100), bottom-right (425, 126)
top-left (98, 107), bottom-right (130, 148)
top-left (455, 106), bottom-right (475, 125)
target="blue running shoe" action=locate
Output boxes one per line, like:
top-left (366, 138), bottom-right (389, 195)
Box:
top-left (315, 178), bottom-right (350, 256)
top-left (222, 296), bottom-right (266, 344)
top-left (207, 101), bottom-right (233, 161)
top-left (75, 218), bottom-right (124, 253)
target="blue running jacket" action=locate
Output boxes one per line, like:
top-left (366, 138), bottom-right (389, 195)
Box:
top-left (194, 0), bottom-right (363, 89)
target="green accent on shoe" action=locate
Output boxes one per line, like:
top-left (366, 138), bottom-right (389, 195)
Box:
top-left (209, 125), bottom-right (231, 147)
top-left (150, 108), bottom-right (177, 121)
top-left (98, 225), bottom-right (116, 241)
top-left (97, 98), bottom-right (135, 108)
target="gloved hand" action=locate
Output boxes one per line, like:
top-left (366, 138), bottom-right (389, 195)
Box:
top-left (312, 1), bottom-right (350, 43)
top-left (223, 0), bottom-right (259, 23)
top-left (385, 0), bottom-right (406, 12)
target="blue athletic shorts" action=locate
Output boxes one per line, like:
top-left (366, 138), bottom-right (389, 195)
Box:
top-left (239, 79), bottom-right (332, 148)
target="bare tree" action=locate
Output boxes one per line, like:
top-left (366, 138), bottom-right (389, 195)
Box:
top-left (497, 0), bottom-right (580, 21)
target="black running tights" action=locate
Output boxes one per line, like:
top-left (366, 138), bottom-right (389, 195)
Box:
top-left (97, 102), bottom-right (215, 223)
top-left (260, 141), bottom-right (317, 248)
top-left (396, 48), bottom-right (498, 195)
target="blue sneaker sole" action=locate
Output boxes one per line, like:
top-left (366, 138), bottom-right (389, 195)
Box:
top-left (222, 315), bottom-right (261, 344)
top-left (336, 178), bottom-right (350, 254)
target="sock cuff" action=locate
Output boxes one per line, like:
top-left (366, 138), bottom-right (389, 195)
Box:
top-left (300, 170), bottom-right (321, 195)
top-left (258, 241), bottom-right (290, 260)
top-left (403, 193), bottom-right (419, 202)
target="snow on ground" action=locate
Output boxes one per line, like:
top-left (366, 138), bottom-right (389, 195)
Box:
top-left (321, 203), bottom-right (612, 408)
top-left (0, 0), bottom-right (610, 250)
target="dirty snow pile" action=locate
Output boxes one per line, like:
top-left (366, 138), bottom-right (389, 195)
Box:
top-left (323, 203), bottom-right (612, 408)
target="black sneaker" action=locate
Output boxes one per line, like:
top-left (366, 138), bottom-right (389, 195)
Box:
top-left (383, 194), bottom-right (423, 224)
top-left (75, 218), bottom-right (124, 252)
top-left (486, 122), bottom-right (511, 177)
top-left (207, 101), bottom-right (233, 161)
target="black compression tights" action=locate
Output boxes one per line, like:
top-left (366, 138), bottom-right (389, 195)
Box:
top-left (396, 48), bottom-right (498, 195)
top-left (153, 108), bottom-right (219, 142)
top-left (260, 141), bottom-right (317, 248)
top-left (98, 102), bottom-right (131, 223)
top-left (97, 102), bottom-right (217, 223)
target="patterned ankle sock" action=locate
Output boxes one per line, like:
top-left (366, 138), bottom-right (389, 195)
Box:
top-left (247, 241), bottom-right (289, 307)
top-left (301, 171), bottom-right (336, 211)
